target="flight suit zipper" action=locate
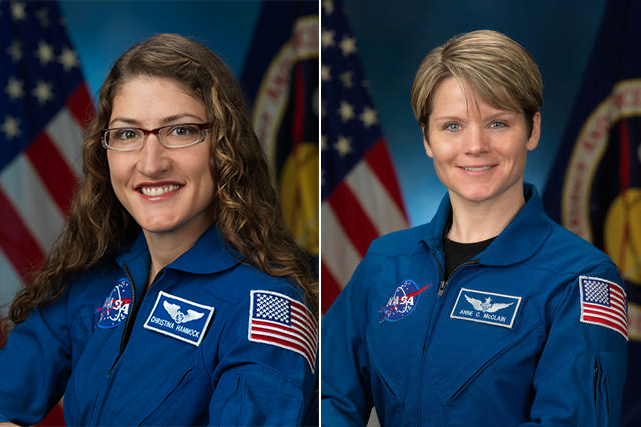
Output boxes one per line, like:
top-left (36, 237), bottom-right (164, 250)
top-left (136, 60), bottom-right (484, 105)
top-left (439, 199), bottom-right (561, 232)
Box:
top-left (417, 250), bottom-right (479, 425)
top-left (437, 258), bottom-right (480, 296)
top-left (108, 265), bottom-right (137, 374)
top-left (107, 266), bottom-right (164, 374)
top-left (91, 266), bottom-right (139, 422)
top-left (91, 266), bottom-right (162, 423)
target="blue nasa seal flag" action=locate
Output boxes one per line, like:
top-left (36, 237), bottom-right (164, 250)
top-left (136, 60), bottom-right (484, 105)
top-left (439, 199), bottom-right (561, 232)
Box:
top-left (541, 1), bottom-right (641, 422)
top-left (240, 1), bottom-right (319, 259)
top-left (379, 280), bottom-right (430, 322)
top-left (96, 278), bottom-right (132, 329)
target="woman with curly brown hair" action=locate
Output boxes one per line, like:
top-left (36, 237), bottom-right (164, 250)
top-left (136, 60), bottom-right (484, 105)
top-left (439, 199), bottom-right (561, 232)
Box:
top-left (0, 33), bottom-right (318, 426)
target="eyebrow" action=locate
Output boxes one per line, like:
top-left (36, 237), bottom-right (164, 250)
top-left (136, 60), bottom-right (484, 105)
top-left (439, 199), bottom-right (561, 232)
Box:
top-left (431, 111), bottom-right (518, 122)
top-left (108, 113), bottom-right (204, 127)
top-left (431, 115), bottom-right (463, 122)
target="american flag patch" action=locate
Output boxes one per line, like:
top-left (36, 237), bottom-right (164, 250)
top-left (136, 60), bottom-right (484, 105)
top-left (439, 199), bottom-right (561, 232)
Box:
top-left (579, 276), bottom-right (628, 340)
top-left (248, 290), bottom-right (318, 372)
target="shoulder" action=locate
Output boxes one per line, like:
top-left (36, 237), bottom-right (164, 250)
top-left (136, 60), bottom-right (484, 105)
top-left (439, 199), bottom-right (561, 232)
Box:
top-left (208, 264), bottom-right (318, 371)
top-left (64, 262), bottom-right (125, 306)
top-left (202, 262), bottom-right (310, 309)
top-left (341, 225), bottom-right (433, 304)
top-left (56, 263), bottom-right (125, 341)
top-left (366, 223), bottom-right (431, 259)
top-left (532, 220), bottom-right (627, 338)
top-left (539, 218), bottom-right (618, 277)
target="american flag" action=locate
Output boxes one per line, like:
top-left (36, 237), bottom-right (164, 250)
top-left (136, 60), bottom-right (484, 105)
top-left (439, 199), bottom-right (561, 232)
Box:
top-left (249, 290), bottom-right (318, 372)
top-left (579, 276), bottom-right (628, 340)
top-left (320, 0), bottom-right (408, 314)
top-left (1, 2), bottom-right (92, 424)
top-left (0, 0), bottom-right (92, 316)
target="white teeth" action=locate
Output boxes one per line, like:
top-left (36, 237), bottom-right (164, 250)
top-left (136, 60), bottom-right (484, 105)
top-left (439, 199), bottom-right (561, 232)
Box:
top-left (140, 185), bottom-right (181, 196)
top-left (464, 166), bottom-right (492, 171)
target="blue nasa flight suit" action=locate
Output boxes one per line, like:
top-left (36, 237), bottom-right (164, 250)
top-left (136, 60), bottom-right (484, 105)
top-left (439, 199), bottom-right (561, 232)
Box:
top-left (0, 225), bottom-right (317, 426)
top-left (321, 184), bottom-right (628, 427)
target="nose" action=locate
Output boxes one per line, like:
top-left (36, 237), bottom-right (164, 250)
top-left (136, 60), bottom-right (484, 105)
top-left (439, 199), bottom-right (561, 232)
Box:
top-left (463, 125), bottom-right (489, 155)
top-left (137, 133), bottom-right (171, 177)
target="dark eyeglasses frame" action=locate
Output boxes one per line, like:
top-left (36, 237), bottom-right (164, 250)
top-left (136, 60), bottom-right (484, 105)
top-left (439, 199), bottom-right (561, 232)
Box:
top-left (101, 122), bottom-right (212, 151)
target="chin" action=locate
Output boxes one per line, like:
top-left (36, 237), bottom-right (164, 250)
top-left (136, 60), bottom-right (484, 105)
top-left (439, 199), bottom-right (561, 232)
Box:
top-left (141, 225), bottom-right (179, 235)
top-left (452, 185), bottom-right (496, 203)
top-left (136, 217), bottom-right (181, 234)
top-left (461, 194), bottom-right (493, 204)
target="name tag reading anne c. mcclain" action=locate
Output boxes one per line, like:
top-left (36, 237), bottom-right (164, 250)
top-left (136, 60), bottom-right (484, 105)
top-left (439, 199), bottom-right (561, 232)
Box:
top-left (450, 288), bottom-right (522, 328)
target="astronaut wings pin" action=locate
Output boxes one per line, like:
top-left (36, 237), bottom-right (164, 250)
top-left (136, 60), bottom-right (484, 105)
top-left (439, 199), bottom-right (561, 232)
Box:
top-left (464, 295), bottom-right (514, 313)
top-left (163, 301), bottom-right (204, 324)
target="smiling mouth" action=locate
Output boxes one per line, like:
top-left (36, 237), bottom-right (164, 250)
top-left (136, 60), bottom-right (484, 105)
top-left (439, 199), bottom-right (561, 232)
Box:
top-left (139, 185), bottom-right (183, 196)
top-left (462, 166), bottom-right (493, 171)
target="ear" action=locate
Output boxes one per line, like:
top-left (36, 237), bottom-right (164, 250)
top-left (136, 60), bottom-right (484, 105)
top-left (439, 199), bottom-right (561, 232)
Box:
top-left (526, 112), bottom-right (541, 151)
top-left (422, 127), bottom-right (434, 158)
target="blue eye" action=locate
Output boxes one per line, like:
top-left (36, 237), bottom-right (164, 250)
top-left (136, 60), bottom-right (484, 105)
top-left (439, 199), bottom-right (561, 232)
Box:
top-left (490, 121), bottom-right (507, 129)
top-left (445, 123), bottom-right (460, 132)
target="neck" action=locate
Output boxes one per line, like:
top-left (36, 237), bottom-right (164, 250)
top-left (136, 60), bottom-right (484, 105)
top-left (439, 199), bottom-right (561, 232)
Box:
top-left (143, 216), bottom-right (214, 284)
top-left (447, 185), bottom-right (525, 243)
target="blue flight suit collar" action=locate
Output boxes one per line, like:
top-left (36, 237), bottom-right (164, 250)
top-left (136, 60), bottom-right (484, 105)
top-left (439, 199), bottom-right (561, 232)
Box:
top-left (115, 225), bottom-right (241, 276)
top-left (422, 183), bottom-right (553, 266)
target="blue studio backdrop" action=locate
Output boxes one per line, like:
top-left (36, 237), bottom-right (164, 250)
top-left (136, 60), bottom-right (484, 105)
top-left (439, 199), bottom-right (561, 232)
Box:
top-left (338, 0), bottom-right (639, 425)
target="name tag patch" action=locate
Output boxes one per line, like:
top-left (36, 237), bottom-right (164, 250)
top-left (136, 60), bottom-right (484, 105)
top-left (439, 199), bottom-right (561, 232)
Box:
top-left (96, 278), bottom-right (132, 329)
top-left (450, 288), bottom-right (521, 328)
top-left (144, 291), bottom-right (214, 346)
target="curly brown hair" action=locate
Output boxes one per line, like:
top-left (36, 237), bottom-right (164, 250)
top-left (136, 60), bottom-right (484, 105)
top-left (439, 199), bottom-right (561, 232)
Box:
top-left (4, 34), bottom-right (318, 333)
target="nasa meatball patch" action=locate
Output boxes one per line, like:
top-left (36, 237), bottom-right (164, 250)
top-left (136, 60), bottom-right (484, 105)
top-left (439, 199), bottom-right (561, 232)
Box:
top-left (450, 288), bottom-right (521, 328)
top-left (96, 278), bottom-right (133, 329)
top-left (144, 291), bottom-right (215, 346)
top-left (379, 280), bottom-right (430, 323)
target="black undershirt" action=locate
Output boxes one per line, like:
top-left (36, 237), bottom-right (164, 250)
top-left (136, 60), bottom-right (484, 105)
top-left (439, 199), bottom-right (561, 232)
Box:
top-left (442, 236), bottom-right (494, 280)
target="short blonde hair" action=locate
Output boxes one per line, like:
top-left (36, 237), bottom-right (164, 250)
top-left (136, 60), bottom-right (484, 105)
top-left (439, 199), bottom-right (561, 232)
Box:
top-left (411, 30), bottom-right (543, 135)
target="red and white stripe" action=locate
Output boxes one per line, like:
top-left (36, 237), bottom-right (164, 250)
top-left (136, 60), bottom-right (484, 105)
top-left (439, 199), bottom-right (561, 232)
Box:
top-left (249, 290), bottom-right (319, 372)
top-left (0, 83), bottom-right (93, 316)
top-left (321, 138), bottom-right (409, 313)
top-left (580, 276), bottom-right (628, 340)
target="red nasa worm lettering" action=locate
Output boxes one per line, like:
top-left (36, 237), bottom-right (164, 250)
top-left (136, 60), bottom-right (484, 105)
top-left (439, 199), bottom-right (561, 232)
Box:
top-left (95, 298), bottom-right (132, 323)
top-left (380, 284), bottom-right (430, 318)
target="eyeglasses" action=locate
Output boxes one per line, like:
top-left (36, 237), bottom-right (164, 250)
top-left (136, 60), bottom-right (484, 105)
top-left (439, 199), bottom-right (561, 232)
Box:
top-left (101, 123), bottom-right (211, 151)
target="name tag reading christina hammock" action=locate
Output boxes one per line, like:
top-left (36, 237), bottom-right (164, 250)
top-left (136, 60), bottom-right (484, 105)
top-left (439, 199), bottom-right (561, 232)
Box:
top-left (144, 291), bottom-right (215, 346)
